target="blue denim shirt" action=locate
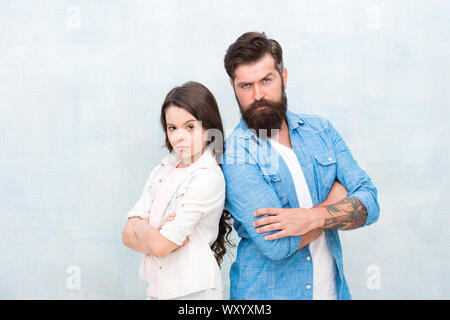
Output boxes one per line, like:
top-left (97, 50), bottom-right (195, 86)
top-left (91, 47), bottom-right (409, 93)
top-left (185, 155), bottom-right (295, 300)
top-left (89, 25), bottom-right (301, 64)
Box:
top-left (222, 110), bottom-right (380, 300)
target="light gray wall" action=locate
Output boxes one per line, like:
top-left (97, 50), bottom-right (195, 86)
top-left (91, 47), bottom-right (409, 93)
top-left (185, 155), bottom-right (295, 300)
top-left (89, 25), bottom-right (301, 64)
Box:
top-left (1, 0), bottom-right (449, 299)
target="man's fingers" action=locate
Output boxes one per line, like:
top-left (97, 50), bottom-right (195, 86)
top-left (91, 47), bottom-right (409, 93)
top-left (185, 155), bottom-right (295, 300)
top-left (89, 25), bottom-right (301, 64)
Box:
top-left (264, 230), bottom-right (288, 241)
top-left (253, 215), bottom-right (279, 227)
top-left (256, 223), bottom-right (282, 234)
top-left (254, 207), bottom-right (285, 217)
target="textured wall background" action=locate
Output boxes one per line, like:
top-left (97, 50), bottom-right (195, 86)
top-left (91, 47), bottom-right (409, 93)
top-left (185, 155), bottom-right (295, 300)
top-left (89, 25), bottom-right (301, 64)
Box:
top-left (1, 0), bottom-right (449, 299)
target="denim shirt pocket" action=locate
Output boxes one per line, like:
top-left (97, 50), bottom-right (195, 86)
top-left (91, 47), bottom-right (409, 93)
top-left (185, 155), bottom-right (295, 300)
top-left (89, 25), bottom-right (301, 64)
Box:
top-left (314, 150), bottom-right (337, 190)
top-left (262, 173), bottom-right (290, 208)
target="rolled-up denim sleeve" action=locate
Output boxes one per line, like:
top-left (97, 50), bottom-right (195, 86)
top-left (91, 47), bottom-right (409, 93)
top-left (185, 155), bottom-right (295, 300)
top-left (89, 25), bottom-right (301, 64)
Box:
top-left (326, 121), bottom-right (380, 227)
top-left (222, 149), bottom-right (302, 261)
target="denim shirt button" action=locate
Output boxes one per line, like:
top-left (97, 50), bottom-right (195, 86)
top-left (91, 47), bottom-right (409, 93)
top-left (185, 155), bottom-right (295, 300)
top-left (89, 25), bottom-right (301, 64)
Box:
top-left (306, 285), bottom-right (311, 290)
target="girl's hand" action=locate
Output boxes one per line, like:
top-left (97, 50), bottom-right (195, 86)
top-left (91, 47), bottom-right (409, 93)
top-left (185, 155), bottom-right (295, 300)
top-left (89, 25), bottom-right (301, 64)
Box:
top-left (158, 212), bottom-right (189, 246)
top-left (158, 212), bottom-right (176, 231)
top-left (133, 219), bottom-right (149, 233)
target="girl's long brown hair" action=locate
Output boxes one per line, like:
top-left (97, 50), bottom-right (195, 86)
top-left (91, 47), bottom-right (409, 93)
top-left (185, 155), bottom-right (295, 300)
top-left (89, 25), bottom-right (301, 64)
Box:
top-left (160, 81), bottom-right (234, 266)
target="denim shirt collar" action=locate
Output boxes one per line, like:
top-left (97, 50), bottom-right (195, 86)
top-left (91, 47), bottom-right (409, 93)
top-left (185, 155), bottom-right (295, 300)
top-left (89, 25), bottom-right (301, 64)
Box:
top-left (234, 109), bottom-right (305, 141)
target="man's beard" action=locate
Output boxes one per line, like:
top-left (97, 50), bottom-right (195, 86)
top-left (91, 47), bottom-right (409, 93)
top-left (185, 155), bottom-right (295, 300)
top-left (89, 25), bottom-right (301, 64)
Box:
top-left (238, 90), bottom-right (288, 138)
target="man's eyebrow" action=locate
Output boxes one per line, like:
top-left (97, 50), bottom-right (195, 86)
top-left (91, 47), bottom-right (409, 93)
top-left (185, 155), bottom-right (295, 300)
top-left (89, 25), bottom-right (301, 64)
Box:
top-left (236, 80), bottom-right (250, 87)
top-left (236, 72), bottom-right (274, 87)
top-left (261, 72), bottom-right (274, 79)
top-left (166, 119), bottom-right (197, 126)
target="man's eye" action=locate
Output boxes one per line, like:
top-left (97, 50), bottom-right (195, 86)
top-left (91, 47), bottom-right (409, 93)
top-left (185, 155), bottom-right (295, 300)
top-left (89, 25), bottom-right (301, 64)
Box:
top-left (263, 78), bottom-right (271, 84)
top-left (241, 83), bottom-right (250, 89)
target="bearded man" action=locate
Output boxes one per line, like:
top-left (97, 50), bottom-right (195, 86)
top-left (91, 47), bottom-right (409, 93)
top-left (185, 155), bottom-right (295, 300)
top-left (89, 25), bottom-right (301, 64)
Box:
top-left (221, 32), bottom-right (380, 300)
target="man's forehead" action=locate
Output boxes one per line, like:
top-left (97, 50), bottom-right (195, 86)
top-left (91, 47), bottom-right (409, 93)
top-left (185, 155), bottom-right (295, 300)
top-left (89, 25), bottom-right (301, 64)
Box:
top-left (234, 54), bottom-right (278, 82)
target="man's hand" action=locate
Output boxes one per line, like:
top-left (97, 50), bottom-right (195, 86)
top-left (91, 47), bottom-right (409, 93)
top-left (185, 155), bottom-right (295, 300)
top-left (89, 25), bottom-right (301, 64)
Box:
top-left (253, 181), bottom-right (349, 240)
top-left (254, 207), bottom-right (324, 240)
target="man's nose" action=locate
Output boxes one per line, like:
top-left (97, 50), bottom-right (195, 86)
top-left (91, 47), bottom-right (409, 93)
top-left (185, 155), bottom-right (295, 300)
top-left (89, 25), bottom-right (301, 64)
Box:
top-left (252, 84), bottom-right (265, 101)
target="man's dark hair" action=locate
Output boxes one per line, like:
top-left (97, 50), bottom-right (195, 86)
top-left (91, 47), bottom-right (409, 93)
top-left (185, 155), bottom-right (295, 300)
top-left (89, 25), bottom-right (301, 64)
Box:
top-left (224, 32), bottom-right (284, 81)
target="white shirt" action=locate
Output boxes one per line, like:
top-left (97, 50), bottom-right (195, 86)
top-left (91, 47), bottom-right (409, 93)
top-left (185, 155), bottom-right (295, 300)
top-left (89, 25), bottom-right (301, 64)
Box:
top-left (126, 145), bottom-right (225, 299)
top-left (269, 138), bottom-right (337, 300)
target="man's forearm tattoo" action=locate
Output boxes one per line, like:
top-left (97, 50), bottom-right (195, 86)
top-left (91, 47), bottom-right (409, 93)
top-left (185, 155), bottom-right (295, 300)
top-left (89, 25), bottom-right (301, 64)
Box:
top-left (323, 197), bottom-right (368, 230)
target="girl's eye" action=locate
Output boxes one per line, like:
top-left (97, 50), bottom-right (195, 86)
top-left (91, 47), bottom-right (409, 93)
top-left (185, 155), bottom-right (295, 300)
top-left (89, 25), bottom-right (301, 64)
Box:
top-left (168, 126), bottom-right (176, 131)
top-left (187, 125), bottom-right (195, 130)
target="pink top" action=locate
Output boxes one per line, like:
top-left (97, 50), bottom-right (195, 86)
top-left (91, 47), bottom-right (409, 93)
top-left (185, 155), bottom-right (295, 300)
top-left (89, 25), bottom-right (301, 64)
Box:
top-left (145, 163), bottom-right (188, 298)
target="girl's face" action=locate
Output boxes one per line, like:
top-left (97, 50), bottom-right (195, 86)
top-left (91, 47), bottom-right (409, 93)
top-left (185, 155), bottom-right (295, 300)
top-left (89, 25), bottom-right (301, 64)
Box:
top-left (165, 105), bottom-right (207, 164)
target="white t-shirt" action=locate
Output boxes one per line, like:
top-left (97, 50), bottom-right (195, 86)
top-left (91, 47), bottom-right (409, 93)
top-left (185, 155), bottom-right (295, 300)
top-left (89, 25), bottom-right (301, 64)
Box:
top-left (269, 138), bottom-right (337, 300)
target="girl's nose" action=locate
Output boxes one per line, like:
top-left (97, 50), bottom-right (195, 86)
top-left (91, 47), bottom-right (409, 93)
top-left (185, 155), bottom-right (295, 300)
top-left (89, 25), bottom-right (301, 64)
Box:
top-left (174, 129), bottom-right (188, 142)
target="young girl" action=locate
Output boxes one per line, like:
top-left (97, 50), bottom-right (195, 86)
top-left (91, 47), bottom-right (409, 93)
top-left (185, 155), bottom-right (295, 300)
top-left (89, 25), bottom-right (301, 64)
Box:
top-left (122, 81), bottom-right (233, 300)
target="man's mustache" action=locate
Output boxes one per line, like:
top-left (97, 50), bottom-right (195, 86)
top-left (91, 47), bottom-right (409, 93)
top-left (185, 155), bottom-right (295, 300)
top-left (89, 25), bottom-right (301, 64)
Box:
top-left (246, 98), bottom-right (282, 113)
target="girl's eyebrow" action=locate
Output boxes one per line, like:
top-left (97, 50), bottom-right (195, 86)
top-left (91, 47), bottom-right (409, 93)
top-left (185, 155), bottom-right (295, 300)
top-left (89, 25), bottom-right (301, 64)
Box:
top-left (166, 119), bottom-right (197, 126)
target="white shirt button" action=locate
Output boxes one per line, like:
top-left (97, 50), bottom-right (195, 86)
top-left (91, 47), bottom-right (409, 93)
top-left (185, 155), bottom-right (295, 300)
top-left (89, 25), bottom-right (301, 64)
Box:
top-left (306, 285), bottom-right (311, 290)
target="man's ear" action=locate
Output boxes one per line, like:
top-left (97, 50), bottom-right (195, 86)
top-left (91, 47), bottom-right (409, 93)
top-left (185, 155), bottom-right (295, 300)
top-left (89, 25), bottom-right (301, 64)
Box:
top-left (229, 78), bottom-right (234, 88)
top-left (282, 68), bottom-right (288, 90)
